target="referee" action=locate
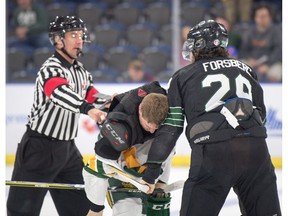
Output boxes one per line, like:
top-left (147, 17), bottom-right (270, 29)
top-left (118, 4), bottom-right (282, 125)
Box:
top-left (7, 16), bottom-right (107, 216)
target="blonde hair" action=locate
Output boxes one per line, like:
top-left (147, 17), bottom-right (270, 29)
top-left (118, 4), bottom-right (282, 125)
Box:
top-left (141, 93), bottom-right (168, 126)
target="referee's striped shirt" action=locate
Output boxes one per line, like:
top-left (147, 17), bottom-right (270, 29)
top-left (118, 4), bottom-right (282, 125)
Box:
top-left (28, 51), bottom-right (98, 140)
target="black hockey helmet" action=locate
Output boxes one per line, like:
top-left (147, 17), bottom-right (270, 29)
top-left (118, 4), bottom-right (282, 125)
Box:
top-left (48, 16), bottom-right (90, 45)
top-left (182, 20), bottom-right (228, 60)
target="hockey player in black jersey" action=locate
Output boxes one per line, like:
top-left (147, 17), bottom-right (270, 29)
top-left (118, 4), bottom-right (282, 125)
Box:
top-left (141, 20), bottom-right (281, 216)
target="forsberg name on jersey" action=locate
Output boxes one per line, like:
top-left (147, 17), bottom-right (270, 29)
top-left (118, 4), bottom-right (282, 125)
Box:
top-left (202, 59), bottom-right (252, 73)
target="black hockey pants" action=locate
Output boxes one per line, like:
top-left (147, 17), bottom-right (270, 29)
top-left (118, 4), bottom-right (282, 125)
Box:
top-left (180, 137), bottom-right (281, 216)
top-left (7, 127), bottom-right (91, 216)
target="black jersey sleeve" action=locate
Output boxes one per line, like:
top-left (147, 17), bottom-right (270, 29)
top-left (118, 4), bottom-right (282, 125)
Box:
top-left (143, 74), bottom-right (185, 183)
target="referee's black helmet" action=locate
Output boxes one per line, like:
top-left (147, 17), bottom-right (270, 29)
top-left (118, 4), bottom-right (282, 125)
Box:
top-left (48, 16), bottom-right (90, 45)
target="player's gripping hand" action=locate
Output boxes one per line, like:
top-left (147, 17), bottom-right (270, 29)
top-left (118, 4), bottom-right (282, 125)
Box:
top-left (140, 180), bottom-right (155, 194)
top-left (86, 209), bottom-right (103, 216)
top-left (88, 108), bottom-right (107, 124)
top-left (147, 188), bottom-right (171, 216)
top-left (153, 182), bottom-right (169, 198)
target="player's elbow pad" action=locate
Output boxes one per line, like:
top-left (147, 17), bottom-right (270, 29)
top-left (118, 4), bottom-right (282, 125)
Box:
top-left (147, 126), bottom-right (181, 162)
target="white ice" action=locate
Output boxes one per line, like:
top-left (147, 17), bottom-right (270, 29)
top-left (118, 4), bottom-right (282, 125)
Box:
top-left (5, 166), bottom-right (282, 216)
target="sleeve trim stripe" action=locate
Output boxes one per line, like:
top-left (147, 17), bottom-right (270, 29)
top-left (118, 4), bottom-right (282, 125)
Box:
top-left (86, 87), bottom-right (99, 103)
top-left (44, 77), bottom-right (68, 98)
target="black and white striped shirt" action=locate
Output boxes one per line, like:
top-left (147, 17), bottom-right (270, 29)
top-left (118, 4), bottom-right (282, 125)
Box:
top-left (28, 51), bottom-right (98, 140)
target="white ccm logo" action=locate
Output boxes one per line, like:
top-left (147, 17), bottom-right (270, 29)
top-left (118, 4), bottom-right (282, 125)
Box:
top-left (105, 123), bottom-right (126, 144)
top-left (151, 203), bottom-right (170, 210)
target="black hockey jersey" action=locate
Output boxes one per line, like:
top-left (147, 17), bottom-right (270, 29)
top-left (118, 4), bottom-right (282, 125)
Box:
top-left (95, 81), bottom-right (167, 160)
top-left (145, 57), bottom-right (267, 168)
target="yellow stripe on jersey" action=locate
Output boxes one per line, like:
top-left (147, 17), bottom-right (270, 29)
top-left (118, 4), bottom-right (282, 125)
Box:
top-left (122, 146), bottom-right (141, 168)
top-left (106, 191), bottom-right (114, 208)
top-left (87, 156), bottom-right (96, 171)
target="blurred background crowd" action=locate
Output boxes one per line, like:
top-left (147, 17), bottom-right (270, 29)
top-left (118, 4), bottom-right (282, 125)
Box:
top-left (6, 0), bottom-right (282, 83)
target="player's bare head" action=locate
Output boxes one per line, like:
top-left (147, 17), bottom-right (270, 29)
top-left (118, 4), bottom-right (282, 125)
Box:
top-left (139, 93), bottom-right (168, 132)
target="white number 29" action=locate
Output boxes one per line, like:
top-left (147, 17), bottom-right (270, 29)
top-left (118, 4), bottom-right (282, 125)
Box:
top-left (202, 74), bottom-right (252, 111)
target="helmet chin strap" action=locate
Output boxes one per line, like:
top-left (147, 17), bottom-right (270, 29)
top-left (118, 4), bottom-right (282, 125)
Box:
top-left (60, 47), bottom-right (77, 60)
top-left (57, 39), bottom-right (83, 60)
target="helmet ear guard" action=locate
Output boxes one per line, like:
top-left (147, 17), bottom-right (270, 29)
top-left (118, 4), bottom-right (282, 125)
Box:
top-left (194, 38), bottom-right (206, 50)
top-left (182, 20), bottom-right (229, 61)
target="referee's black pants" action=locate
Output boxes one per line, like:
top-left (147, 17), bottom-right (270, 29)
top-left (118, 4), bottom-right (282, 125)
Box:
top-left (7, 127), bottom-right (91, 216)
top-left (180, 137), bottom-right (281, 216)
